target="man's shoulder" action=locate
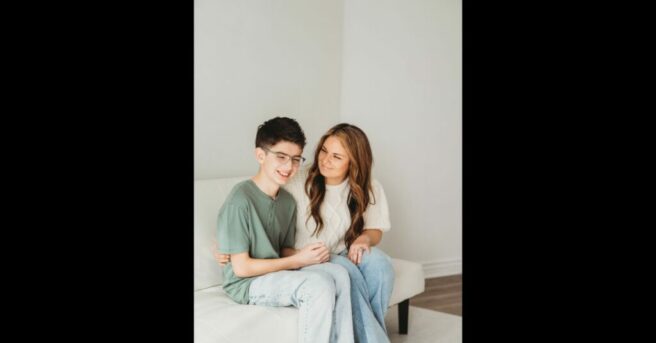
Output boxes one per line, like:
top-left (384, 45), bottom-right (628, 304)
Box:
top-left (223, 180), bottom-right (256, 208)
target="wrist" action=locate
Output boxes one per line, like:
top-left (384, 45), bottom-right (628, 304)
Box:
top-left (358, 234), bottom-right (371, 245)
top-left (290, 254), bottom-right (304, 269)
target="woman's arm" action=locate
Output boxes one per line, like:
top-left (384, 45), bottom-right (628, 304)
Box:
top-left (348, 229), bottom-right (383, 265)
top-left (281, 247), bottom-right (299, 257)
top-left (361, 228), bottom-right (383, 246)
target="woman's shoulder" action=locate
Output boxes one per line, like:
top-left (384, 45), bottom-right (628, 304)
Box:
top-left (370, 177), bottom-right (386, 194)
top-left (367, 177), bottom-right (389, 206)
top-left (282, 164), bottom-right (310, 197)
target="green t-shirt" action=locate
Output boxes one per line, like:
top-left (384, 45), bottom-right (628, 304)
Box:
top-left (216, 179), bottom-right (297, 304)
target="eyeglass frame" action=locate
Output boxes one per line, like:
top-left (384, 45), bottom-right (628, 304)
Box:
top-left (261, 146), bottom-right (306, 166)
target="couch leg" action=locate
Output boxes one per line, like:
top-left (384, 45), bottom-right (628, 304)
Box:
top-left (398, 299), bottom-right (409, 334)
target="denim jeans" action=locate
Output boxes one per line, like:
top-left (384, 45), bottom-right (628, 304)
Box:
top-left (331, 247), bottom-right (395, 343)
top-left (248, 262), bottom-right (354, 343)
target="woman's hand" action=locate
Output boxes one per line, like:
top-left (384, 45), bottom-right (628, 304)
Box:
top-left (348, 234), bottom-right (371, 265)
top-left (211, 240), bottom-right (230, 266)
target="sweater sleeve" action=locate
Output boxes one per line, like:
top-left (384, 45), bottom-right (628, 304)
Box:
top-left (363, 179), bottom-right (391, 232)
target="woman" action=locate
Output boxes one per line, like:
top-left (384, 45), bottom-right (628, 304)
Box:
top-left (218, 123), bottom-right (394, 343)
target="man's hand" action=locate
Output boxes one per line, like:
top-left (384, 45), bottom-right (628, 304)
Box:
top-left (211, 240), bottom-right (230, 266)
top-left (348, 234), bottom-right (371, 265)
top-left (294, 242), bottom-right (330, 267)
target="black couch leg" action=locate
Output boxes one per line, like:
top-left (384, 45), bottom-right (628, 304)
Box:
top-left (398, 299), bottom-right (409, 334)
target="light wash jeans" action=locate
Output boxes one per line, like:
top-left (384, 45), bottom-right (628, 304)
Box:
top-left (331, 247), bottom-right (395, 343)
top-left (248, 262), bottom-right (354, 343)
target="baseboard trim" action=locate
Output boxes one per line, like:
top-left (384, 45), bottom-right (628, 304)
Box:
top-left (422, 259), bottom-right (462, 279)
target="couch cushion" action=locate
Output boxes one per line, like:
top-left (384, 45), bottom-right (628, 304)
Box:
top-left (195, 257), bottom-right (425, 343)
top-left (194, 176), bottom-right (248, 291)
top-left (195, 286), bottom-right (298, 343)
top-left (195, 176), bottom-right (426, 301)
top-left (389, 258), bottom-right (426, 306)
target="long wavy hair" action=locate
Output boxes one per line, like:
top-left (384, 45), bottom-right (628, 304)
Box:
top-left (304, 123), bottom-right (376, 250)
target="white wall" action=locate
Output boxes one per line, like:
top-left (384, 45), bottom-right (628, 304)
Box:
top-left (195, 0), bottom-right (343, 179)
top-left (340, 0), bottom-right (461, 276)
top-left (195, 0), bottom-right (461, 277)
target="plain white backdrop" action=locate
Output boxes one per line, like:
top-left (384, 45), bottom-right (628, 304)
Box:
top-left (195, 0), bottom-right (461, 277)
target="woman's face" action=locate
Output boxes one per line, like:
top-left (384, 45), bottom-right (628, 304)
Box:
top-left (318, 135), bottom-right (350, 185)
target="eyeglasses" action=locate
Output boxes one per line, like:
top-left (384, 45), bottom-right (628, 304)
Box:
top-left (262, 147), bottom-right (306, 167)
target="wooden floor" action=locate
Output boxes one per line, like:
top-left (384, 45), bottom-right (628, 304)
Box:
top-left (409, 274), bottom-right (461, 316)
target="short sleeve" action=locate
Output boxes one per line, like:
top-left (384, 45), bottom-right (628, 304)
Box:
top-left (363, 179), bottom-right (391, 232)
top-left (282, 206), bottom-right (297, 249)
top-left (216, 204), bottom-right (250, 254)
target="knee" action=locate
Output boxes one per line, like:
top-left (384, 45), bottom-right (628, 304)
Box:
top-left (361, 248), bottom-right (394, 274)
top-left (301, 273), bottom-right (336, 299)
top-left (331, 254), bottom-right (362, 276)
top-left (328, 263), bottom-right (351, 287)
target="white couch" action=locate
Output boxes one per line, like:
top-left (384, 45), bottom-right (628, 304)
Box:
top-left (194, 176), bottom-right (425, 343)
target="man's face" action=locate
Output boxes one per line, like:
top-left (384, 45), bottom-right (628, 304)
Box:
top-left (256, 140), bottom-right (304, 186)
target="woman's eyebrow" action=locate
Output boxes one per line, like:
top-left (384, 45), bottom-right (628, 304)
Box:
top-left (322, 145), bottom-right (344, 157)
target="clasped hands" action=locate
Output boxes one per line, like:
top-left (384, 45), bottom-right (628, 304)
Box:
top-left (213, 235), bottom-right (371, 267)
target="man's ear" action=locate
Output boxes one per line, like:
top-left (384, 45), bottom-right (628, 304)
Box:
top-left (255, 147), bottom-right (265, 164)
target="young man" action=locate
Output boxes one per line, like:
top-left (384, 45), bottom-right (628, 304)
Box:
top-left (216, 117), bottom-right (354, 343)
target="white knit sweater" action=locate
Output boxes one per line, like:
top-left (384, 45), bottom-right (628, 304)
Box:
top-left (282, 165), bottom-right (391, 254)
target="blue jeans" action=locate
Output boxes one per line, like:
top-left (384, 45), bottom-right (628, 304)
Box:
top-left (248, 262), bottom-right (354, 343)
top-left (331, 247), bottom-right (395, 343)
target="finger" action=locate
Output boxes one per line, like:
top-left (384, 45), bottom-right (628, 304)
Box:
top-left (348, 246), bottom-right (357, 259)
top-left (352, 246), bottom-right (361, 262)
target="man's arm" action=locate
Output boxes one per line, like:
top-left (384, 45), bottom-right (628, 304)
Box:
top-left (230, 242), bottom-right (330, 278)
top-left (230, 252), bottom-right (301, 278)
top-left (213, 246), bottom-right (303, 267)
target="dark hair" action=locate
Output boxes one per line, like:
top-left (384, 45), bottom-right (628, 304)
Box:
top-left (255, 117), bottom-right (306, 149)
top-left (304, 123), bottom-right (375, 250)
